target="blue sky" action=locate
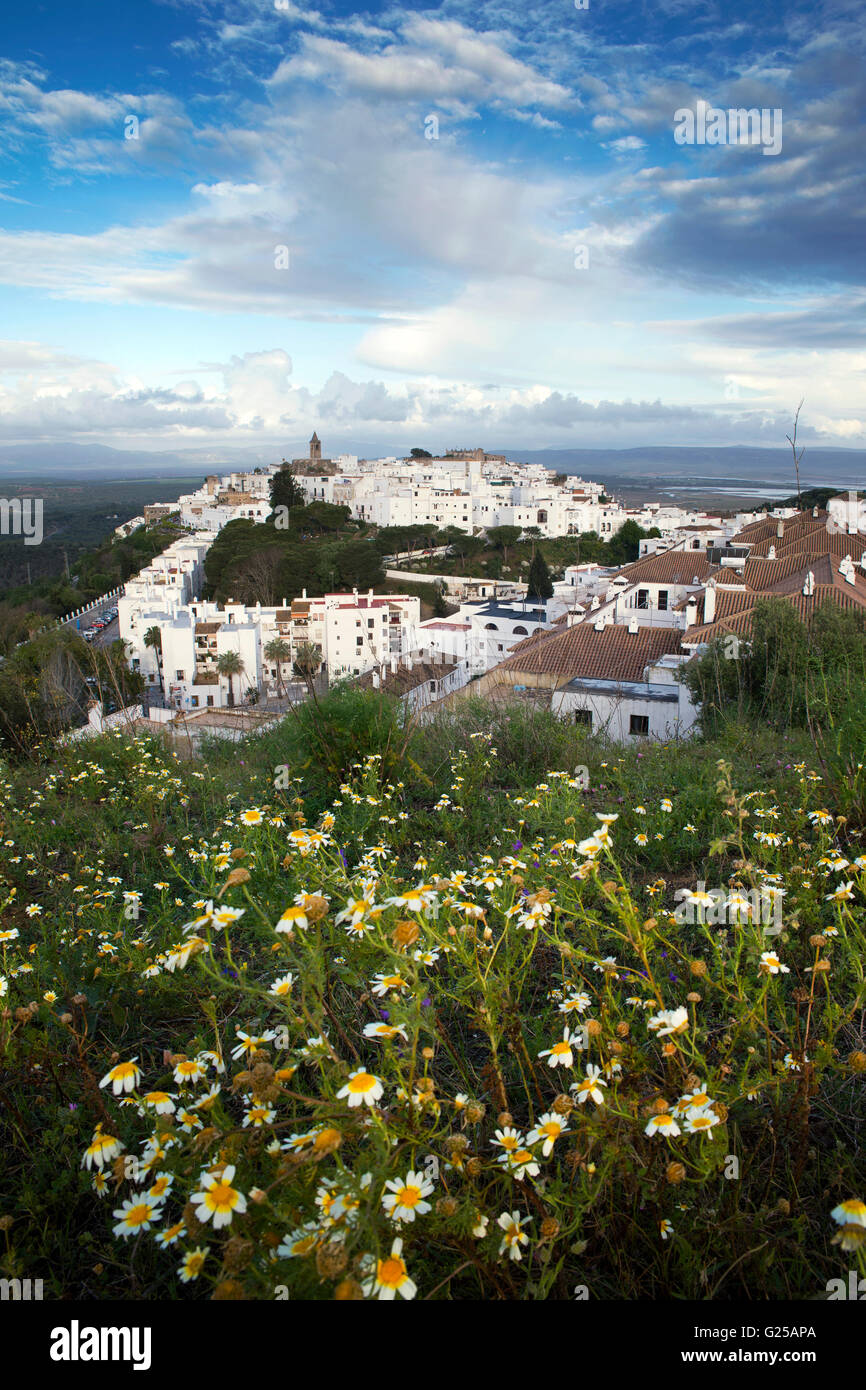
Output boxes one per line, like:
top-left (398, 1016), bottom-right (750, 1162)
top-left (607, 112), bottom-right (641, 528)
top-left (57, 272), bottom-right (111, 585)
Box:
top-left (0, 0), bottom-right (863, 456)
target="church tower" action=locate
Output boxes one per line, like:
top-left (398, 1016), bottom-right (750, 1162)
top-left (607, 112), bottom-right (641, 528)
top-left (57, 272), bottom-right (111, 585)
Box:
top-left (310, 431), bottom-right (322, 462)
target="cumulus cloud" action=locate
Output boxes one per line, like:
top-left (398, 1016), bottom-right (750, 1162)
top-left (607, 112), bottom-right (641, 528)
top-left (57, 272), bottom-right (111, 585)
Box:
top-left (0, 340), bottom-right (862, 450)
top-left (268, 19), bottom-right (573, 113)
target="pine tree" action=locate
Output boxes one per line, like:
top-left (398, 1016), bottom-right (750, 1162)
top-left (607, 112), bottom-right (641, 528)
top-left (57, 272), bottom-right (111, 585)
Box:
top-left (269, 466), bottom-right (305, 514)
top-left (527, 551), bottom-right (554, 600)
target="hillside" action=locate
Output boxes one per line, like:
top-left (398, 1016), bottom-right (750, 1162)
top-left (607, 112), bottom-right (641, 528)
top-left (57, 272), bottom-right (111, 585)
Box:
top-left (1, 693), bottom-right (863, 1302)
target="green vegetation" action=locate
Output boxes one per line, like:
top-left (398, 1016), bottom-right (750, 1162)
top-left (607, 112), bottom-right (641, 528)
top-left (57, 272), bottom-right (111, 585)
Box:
top-left (204, 516), bottom-right (384, 606)
top-left (0, 687), bottom-right (863, 1301)
top-left (0, 478), bottom-right (196, 595)
top-left (0, 513), bottom-right (188, 655)
top-left (527, 550), bottom-right (554, 600)
top-left (387, 519), bottom-right (658, 585)
top-left (0, 631), bottom-right (143, 755)
top-left (762, 488), bottom-right (843, 513)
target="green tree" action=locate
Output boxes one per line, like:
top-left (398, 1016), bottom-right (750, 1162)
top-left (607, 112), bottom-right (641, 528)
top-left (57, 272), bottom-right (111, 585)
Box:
top-left (293, 502), bottom-right (352, 535)
top-left (527, 551), bottom-right (554, 600)
top-left (269, 466), bottom-right (306, 515)
top-left (217, 650), bottom-right (246, 708)
top-left (143, 626), bottom-right (163, 695)
top-left (607, 519), bottom-right (645, 565)
top-left (264, 637), bottom-right (291, 698)
top-left (486, 526), bottom-right (522, 568)
top-left (293, 641), bottom-right (322, 685)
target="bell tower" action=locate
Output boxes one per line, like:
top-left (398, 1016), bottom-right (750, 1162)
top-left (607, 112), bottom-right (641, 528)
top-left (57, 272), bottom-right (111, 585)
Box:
top-left (310, 431), bottom-right (322, 462)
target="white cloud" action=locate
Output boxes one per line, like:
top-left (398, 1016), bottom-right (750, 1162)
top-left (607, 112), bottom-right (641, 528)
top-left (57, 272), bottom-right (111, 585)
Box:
top-left (268, 19), bottom-right (572, 112)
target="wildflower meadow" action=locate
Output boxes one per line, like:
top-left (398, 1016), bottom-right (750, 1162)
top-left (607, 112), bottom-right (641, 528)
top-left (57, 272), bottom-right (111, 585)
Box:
top-left (0, 698), bottom-right (864, 1305)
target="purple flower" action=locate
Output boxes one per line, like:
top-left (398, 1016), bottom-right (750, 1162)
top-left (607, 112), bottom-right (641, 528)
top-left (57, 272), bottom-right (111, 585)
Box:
top-left (512, 841), bottom-right (523, 851)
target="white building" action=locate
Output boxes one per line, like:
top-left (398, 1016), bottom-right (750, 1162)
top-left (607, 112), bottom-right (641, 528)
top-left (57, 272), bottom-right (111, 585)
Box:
top-left (122, 588), bottom-right (421, 710)
top-left (550, 650), bottom-right (698, 740)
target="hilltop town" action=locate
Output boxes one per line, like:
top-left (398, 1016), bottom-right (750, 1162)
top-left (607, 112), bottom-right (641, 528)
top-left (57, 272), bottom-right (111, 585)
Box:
top-left (108, 435), bottom-right (866, 742)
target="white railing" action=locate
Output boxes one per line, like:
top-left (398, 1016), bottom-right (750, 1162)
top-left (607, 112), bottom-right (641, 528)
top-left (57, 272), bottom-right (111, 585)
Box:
top-left (58, 585), bottom-right (125, 628)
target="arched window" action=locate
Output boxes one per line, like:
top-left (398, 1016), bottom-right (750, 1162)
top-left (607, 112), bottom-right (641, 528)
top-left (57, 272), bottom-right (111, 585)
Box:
top-left (513, 625), bottom-right (528, 635)
top-left (484, 622), bottom-right (498, 630)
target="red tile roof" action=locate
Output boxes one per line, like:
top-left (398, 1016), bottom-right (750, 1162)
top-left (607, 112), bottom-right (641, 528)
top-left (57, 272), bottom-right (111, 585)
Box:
top-left (500, 622), bottom-right (684, 681)
top-left (614, 550), bottom-right (716, 584)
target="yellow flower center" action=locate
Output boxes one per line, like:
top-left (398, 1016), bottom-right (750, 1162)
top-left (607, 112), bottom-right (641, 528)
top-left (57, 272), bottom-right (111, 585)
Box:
top-left (378, 1256), bottom-right (407, 1287)
top-left (207, 1182), bottom-right (238, 1210)
top-left (397, 1185), bottom-right (421, 1208)
top-left (124, 1203), bottom-right (152, 1228)
top-left (348, 1072), bottom-right (375, 1093)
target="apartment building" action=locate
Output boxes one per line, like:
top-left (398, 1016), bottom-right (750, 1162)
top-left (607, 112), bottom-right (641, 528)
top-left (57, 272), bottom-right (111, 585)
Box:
top-left (122, 588), bottom-right (421, 710)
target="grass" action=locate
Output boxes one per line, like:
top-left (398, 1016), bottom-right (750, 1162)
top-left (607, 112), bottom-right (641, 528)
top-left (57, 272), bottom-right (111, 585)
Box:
top-left (0, 693), bottom-right (864, 1301)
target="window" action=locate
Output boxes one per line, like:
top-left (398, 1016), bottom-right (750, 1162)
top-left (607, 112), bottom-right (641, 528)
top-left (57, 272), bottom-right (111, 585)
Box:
top-left (629, 714), bottom-right (650, 736)
top-left (175, 670), bottom-right (184, 680)
top-left (636, 590), bottom-right (649, 610)
top-left (574, 709), bottom-right (592, 727)
top-left (207, 695), bottom-right (214, 707)
top-left (658, 590), bottom-right (668, 611)
top-left (190, 696), bottom-right (199, 708)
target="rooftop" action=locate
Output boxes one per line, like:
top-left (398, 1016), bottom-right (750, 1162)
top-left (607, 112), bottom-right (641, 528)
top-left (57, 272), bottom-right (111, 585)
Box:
top-left (500, 621), bottom-right (685, 682)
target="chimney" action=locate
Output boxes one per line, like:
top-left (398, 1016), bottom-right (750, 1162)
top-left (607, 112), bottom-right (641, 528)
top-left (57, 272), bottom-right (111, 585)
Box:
top-left (703, 578), bottom-right (717, 623)
top-left (627, 618), bottom-right (639, 634)
top-left (776, 520), bottom-right (784, 538)
top-left (594, 618), bottom-right (605, 631)
top-left (372, 670), bottom-right (380, 689)
top-left (685, 596), bottom-right (698, 628)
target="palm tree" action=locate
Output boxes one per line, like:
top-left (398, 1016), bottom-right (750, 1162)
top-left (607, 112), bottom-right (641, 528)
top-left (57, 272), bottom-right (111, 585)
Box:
top-left (293, 642), bottom-right (322, 696)
top-left (216, 650), bottom-right (245, 708)
top-left (264, 637), bottom-right (291, 700)
top-left (143, 625), bottom-right (163, 694)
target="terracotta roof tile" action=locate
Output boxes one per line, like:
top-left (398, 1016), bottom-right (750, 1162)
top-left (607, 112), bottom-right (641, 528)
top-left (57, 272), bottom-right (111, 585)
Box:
top-left (685, 583), bottom-right (866, 644)
top-left (615, 551), bottom-right (716, 584)
top-left (356, 661), bottom-right (457, 695)
top-left (499, 622), bottom-right (684, 682)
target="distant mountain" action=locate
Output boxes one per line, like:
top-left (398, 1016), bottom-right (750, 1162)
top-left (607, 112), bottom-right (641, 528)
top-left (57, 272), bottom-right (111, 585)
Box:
top-left (0, 442), bottom-right (277, 480)
top-left (513, 446), bottom-right (866, 488)
top-left (0, 441), bottom-right (863, 489)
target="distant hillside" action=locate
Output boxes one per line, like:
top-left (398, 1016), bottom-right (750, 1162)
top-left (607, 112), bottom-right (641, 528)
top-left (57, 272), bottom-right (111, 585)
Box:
top-left (516, 446), bottom-right (866, 488)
